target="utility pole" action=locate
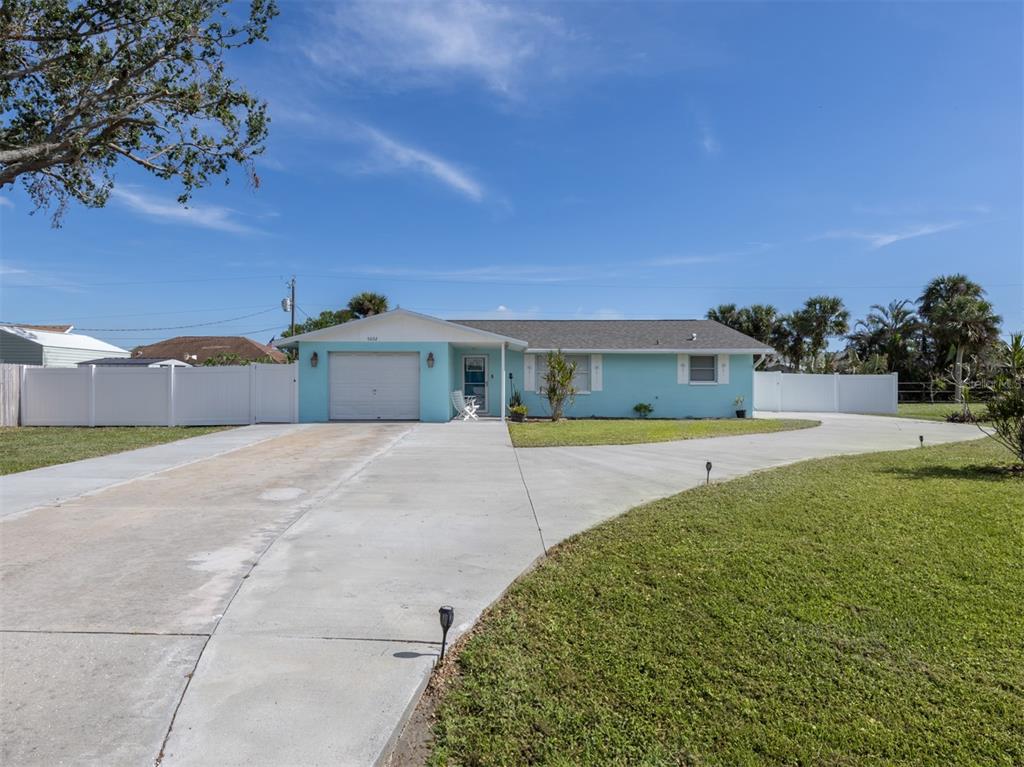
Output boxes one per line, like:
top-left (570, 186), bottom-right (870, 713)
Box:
top-left (289, 275), bottom-right (296, 336)
top-left (281, 276), bottom-right (296, 336)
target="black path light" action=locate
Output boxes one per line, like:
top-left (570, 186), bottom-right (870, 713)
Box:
top-left (705, 460), bottom-right (712, 485)
top-left (438, 605), bottom-right (454, 662)
top-left (919, 435), bottom-right (924, 448)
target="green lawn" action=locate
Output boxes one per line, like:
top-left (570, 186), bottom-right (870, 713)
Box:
top-left (508, 418), bottom-right (819, 447)
top-left (0, 426), bottom-right (231, 475)
top-left (893, 402), bottom-right (989, 422)
top-left (430, 440), bottom-right (1023, 766)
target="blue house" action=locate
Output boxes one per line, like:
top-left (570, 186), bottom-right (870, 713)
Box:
top-left (276, 309), bottom-right (772, 422)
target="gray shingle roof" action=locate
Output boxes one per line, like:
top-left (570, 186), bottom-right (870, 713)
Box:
top-left (450, 319), bottom-right (771, 351)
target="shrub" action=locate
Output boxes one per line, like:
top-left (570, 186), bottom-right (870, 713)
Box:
top-left (508, 387), bottom-right (523, 409)
top-left (540, 351), bottom-right (578, 421)
top-left (978, 333), bottom-right (1024, 465)
top-left (633, 402), bottom-right (654, 418)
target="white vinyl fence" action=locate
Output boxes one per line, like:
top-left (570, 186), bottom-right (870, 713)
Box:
top-left (20, 363), bottom-right (297, 426)
top-left (755, 372), bottom-right (898, 414)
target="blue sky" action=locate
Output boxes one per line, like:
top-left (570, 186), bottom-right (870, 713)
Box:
top-left (2, 0), bottom-right (1021, 349)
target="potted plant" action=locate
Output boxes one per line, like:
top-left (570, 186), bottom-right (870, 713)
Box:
top-left (633, 402), bottom-right (654, 418)
top-left (509, 387), bottom-right (527, 422)
top-left (734, 395), bottom-right (747, 419)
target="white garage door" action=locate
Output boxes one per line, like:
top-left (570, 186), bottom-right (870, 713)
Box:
top-left (329, 352), bottom-right (420, 421)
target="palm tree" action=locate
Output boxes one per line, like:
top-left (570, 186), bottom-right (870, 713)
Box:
top-left (706, 303), bottom-right (742, 330)
top-left (929, 294), bottom-right (1001, 406)
top-left (918, 274), bottom-right (985, 376)
top-left (794, 296), bottom-right (849, 372)
top-left (347, 292), bottom-right (389, 319)
top-left (848, 299), bottom-right (921, 378)
top-left (771, 313), bottom-right (807, 372)
top-left (737, 304), bottom-right (779, 345)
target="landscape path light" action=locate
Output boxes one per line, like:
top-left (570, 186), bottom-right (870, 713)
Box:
top-left (919, 435), bottom-right (924, 448)
top-left (438, 605), bottom-right (454, 663)
top-left (705, 460), bottom-right (712, 485)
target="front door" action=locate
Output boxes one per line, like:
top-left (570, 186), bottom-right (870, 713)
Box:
top-left (463, 355), bottom-right (488, 414)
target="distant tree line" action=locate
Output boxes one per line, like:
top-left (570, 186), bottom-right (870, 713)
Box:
top-left (706, 273), bottom-right (1006, 404)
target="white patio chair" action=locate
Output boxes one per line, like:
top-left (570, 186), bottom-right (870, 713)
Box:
top-left (451, 390), bottom-right (479, 421)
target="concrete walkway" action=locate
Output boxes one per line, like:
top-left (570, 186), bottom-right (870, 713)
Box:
top-left (0, 414), bottom-right (980, 766)
top-left (0, 423), bottom-right (305, 518)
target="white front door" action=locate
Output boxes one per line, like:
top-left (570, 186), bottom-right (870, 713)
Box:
top-left (463, 355), bottom-right (488, 414)
top-left (328, 352), bottom-right (420, 420)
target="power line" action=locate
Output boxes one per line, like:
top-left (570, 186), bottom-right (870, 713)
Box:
top-left (72, 307), bottom-right (278, 332)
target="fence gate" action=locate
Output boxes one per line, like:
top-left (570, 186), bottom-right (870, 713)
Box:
top-left (20, 363), bottom-right (298, 426)
top-left (754, 372), bottom-right (898, 414)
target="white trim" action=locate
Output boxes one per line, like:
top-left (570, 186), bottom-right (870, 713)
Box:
top-left (275, 308), bottom-right (528, 348)
top-left (523, 354), bottom-right (536, 392)
top-left (718, 354), bottom-right (730, 385)
top-left (526, 347), bottom-right (772, 355)
top-left (500, 343), bottom-right (506, 422)
top-left (590, 354), bottom-right (602, 391)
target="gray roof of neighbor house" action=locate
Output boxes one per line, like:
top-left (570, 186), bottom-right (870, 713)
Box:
top-left (450, 319), bottom-right (772, 351)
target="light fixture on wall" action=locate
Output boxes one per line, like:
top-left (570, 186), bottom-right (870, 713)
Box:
top-left (310, 352), bottom-right (319, 368)
top-left (427, 352), bottom-right (435, 368)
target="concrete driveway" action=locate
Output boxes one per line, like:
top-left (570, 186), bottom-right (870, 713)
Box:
top-left (0, 414), bottom-right (980, 766)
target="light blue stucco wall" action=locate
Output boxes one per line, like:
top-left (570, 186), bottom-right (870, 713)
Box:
top-left (299, 342), bottom-right (754, 422)
top-left (296, 341), bottom-right (452, 422)
top-left (520, 353), bottom-right (754, 419)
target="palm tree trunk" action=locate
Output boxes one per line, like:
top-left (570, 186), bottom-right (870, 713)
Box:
top-left (954, 345), bottom-right (965, 406)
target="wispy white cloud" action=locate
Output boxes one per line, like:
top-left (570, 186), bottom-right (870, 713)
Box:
top-left (644, 242), bottom-right (774, 267)
top-left (357, 126), bottom-right (484, 201)
top-left (111, 188), bottom-right (261, 235)
top-left (816, 222), bottom-right (961, 249)
top-left (305, 0), bottom-right (570, 96)
top-left (699, 119), bottom-right (720, 155)
top-left (0, 264), bottom-right (28, 276)
top-left (0, 195), bottom-right (13, 209)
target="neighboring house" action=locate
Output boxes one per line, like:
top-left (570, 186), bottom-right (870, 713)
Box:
top-left (132, 336), bottom-right (288, 365)
top-left (0, 325), bottom-right (130, 367)
top-left (77, 357), bottom-right (192, 368)
top-left (275, 309), bottom-right (773, 423)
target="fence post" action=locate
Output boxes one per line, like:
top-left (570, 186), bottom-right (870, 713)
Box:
top-left (19, 364), bottom-right (27, 426)
top-left (88, 365), bottom-right (97, 427)
top-left (891, 372), bottom-right (899, 414)
top-left (168, 365), bottom-right (176, 427)
top-left (249, 364), bottom-right (257, 425)
top-left (832, 373), bottom-right (840, 412)
top-left (292, 363), bottom-right (299, 424)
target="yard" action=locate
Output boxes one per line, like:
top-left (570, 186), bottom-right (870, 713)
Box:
top-left (894, 402), bottom-right (990, 422)
top-left (508, 418), bottom-right (819, 447)
top-left (0, 426), bottom-right (231, 475)
top-left (429, 439), bottom-right (1023, 765)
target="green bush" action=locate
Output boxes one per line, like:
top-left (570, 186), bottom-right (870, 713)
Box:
top-left (632, 402), bottom-right (654, 418)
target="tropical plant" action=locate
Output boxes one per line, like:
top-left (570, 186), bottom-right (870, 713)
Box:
top-left (737, 304), bottom-right (779, 345)
top-left (508, 387), bottom-right (523, 409)
top-left (202, 352), bottom-right (278, 366)
top-left (846, 299), bottom-right (922, 379)
top-left (793, 296), bottom-right (849, 373)
top-left (928, 294), bottom-right (1001, 407)
top-left (347, 292), bottom-right (389, 319)
top-left (917, 274), bottom-right (988, 379)
top-left (706, 303), bottom-right (742, 329)
top-left (1, 0), bottom-right (277, 224)
top-left (509, 404), bottom-right (528, 421)
top-left (771, 313), bottom-right (808, 372)
top-left (633, 402), bottom-right (654, 418)
top-left (539, 351), bottom-right (577, 421)
top-left (977, 333), bottom-right (1024, 465)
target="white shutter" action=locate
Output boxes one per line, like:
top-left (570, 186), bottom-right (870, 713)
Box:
top-left (718, 354), bottom-right (730, 385)
top-left (677, 354), bottom-right (688, 384)
top-left (590, 354), bottom-right (602, 391)
top-left (524, 354), bottom-right (536, 392)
